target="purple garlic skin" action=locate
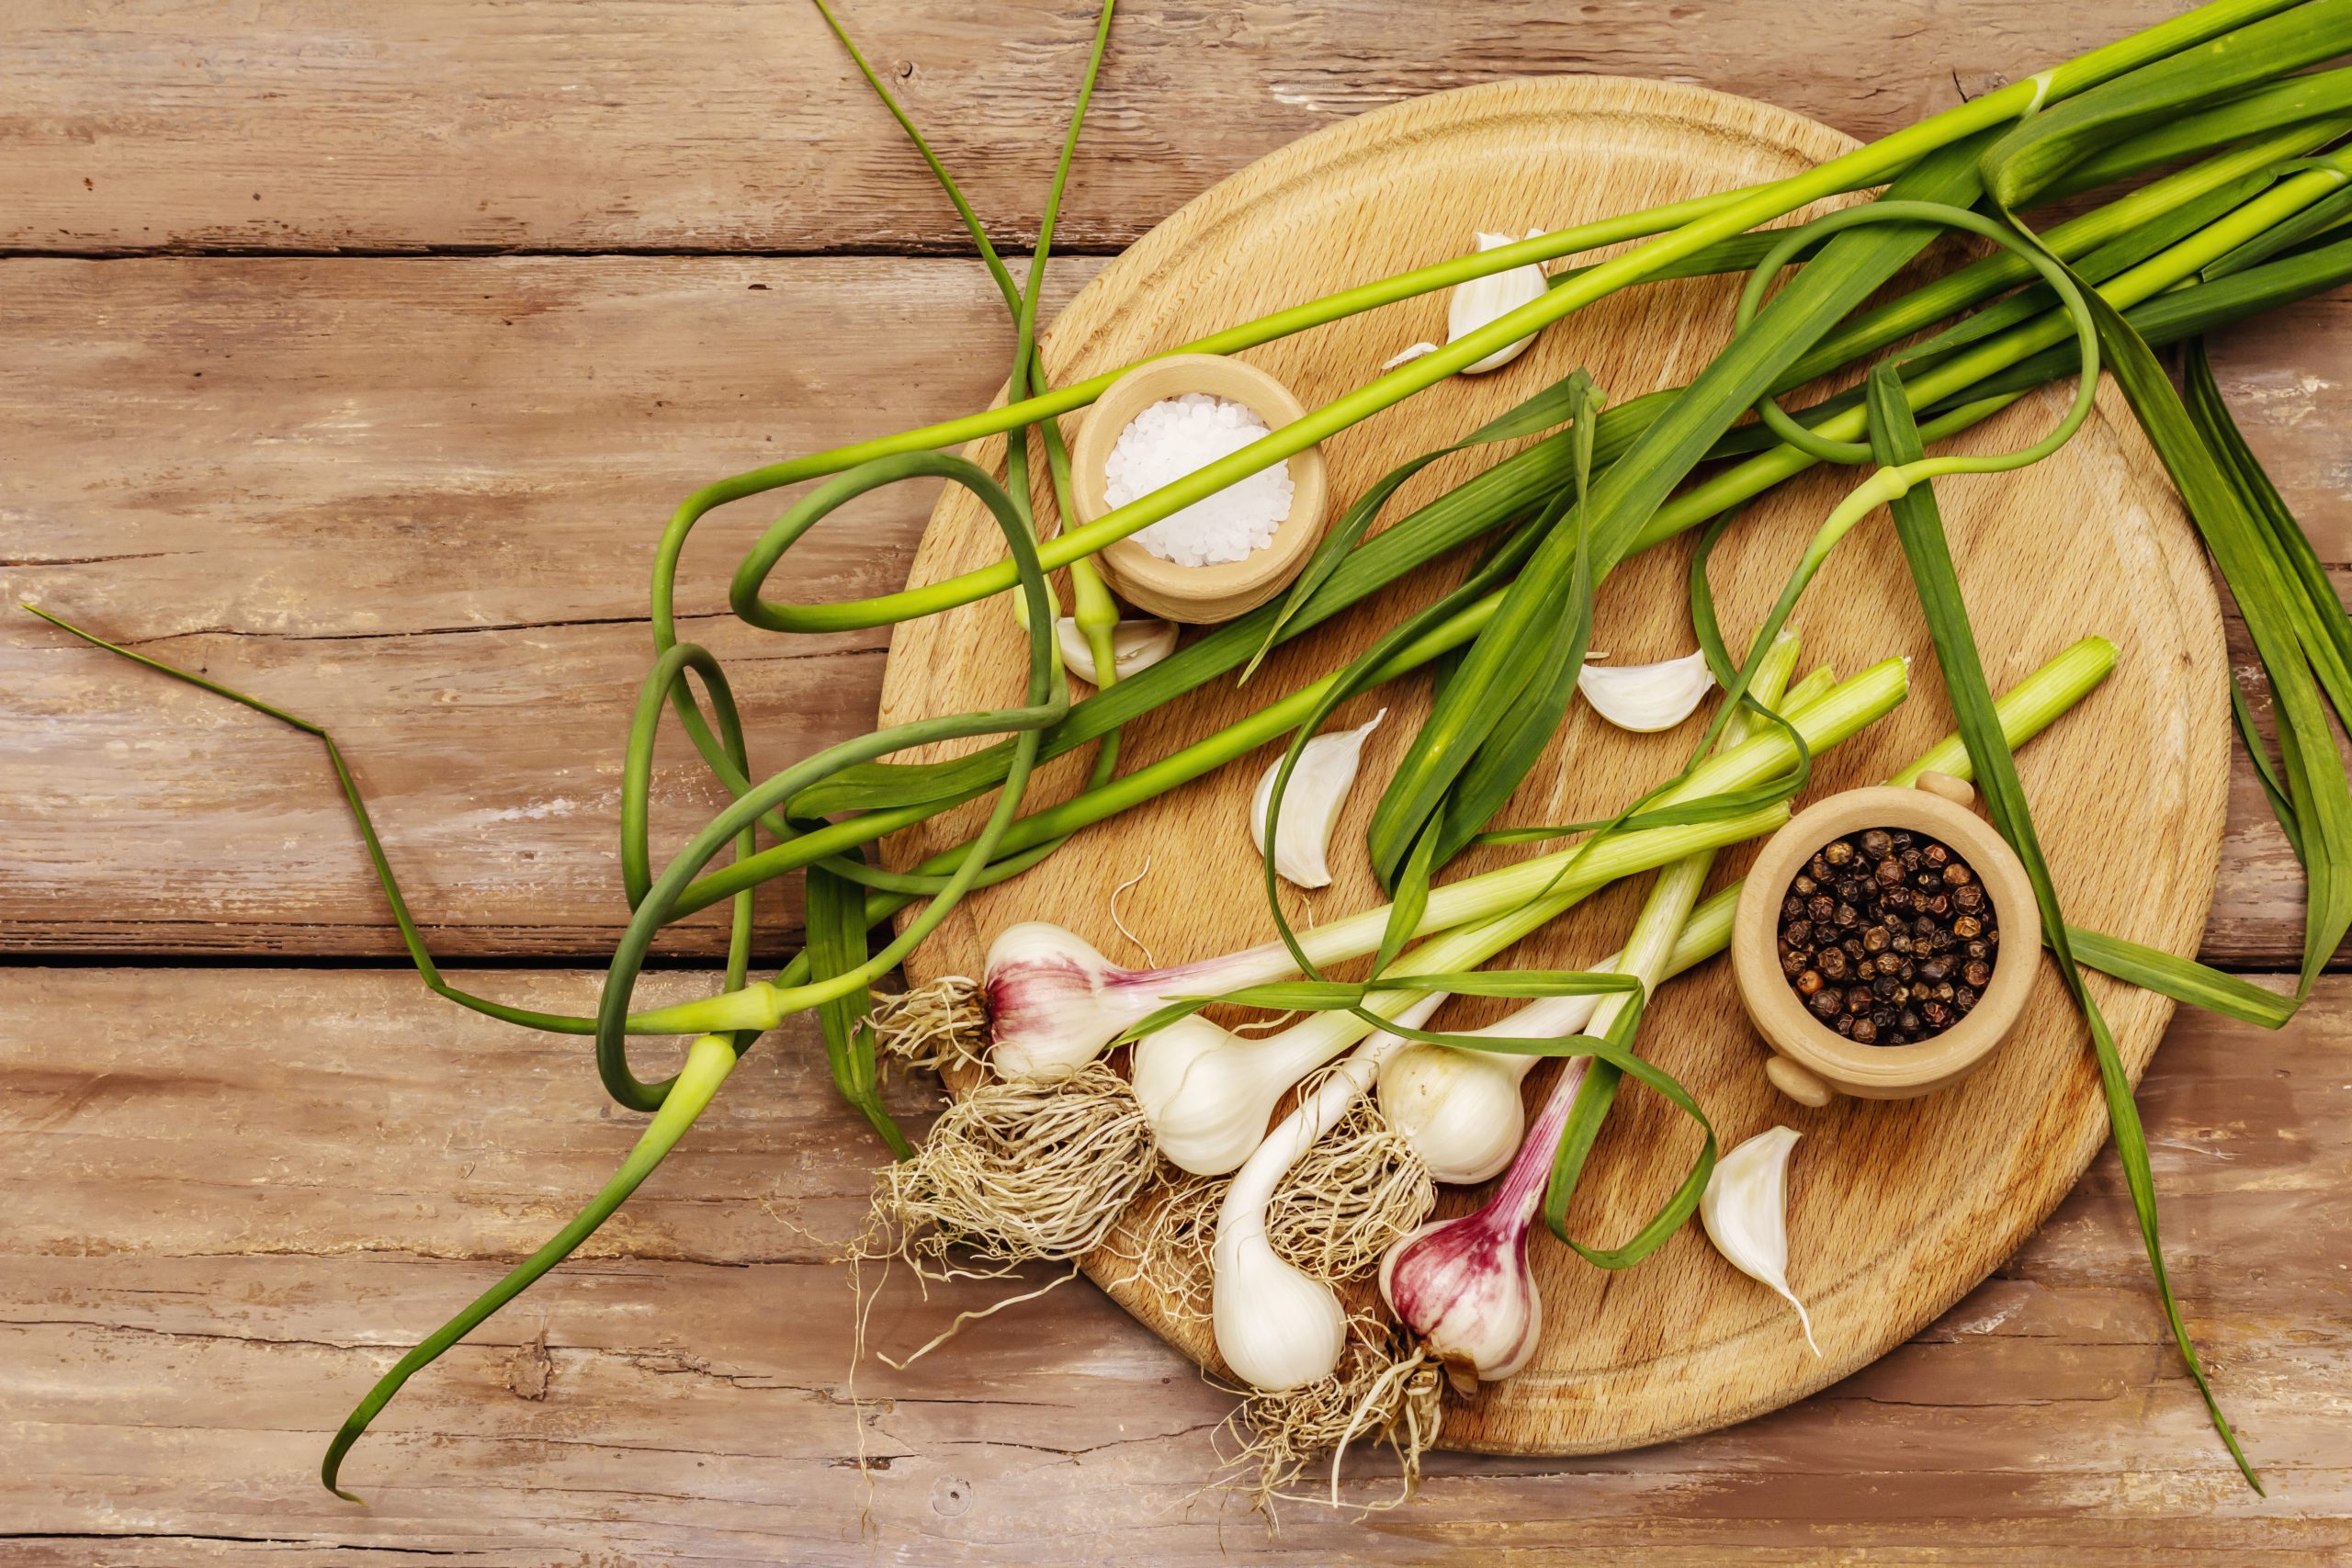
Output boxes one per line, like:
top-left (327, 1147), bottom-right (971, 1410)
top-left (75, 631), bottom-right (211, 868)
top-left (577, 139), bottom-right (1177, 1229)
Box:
top-left (982, 921), bottom-right (1126, 1081)
top-left (1378, 1204), bottom-right (1543, 1390)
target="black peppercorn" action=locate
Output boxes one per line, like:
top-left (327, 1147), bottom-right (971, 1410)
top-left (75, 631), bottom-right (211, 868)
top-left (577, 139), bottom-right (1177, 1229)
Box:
top-left (1777, 825), bottom-right (1997, 1046)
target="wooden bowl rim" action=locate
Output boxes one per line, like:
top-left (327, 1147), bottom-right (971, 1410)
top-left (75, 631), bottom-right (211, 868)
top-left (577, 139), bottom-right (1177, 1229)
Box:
top-left (1069, 353), bottom-right (1330, 623)
top-left (1732, 784), bottom-right (2043, 1097)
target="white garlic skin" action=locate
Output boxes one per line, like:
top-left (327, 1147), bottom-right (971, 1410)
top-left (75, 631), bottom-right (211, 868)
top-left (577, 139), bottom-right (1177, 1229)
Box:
top-left (1128, 1015), bottom-right (1291, 1177)
top-left (1379, 1208), bottom-right (1543, 1383)
top-left (1577, 649), bottom-right (1716, 733)
top-left (1055, 616), bottom-right (1178, 687)
top-left (1376, 1043), bottom-right (1527, 1185)
top-left (1700, 1123), bottom-right (1819, 1357)
top-left (1248, 709), bottom-right (1385, 889)
top-left (1214, 1235), bottom-right (1348, 1393)
top-left (1449, 230), bottom-right (1549, 375)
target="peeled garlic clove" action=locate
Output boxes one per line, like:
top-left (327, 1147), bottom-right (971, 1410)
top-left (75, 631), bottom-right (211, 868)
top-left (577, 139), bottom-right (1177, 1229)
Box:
top-left (1700, 1124), bottom-right (1819, 1357)
top-left (1055, 616), bottom-right (1178, 687)
top-left (1449, 229), bottom-right (1549, 375)
top-left (1249, 709), bottom-right (1385, 889)
top-left (1577, 649), bottom-right (1715, 733)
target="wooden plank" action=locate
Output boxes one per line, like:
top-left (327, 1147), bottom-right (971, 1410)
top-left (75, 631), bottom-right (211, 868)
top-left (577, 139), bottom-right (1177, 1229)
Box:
top-left (3, 259), bottom-right (2346, 964)
top-left (7, 1), bottom-right (2208, 257)
top-left (2, 965), bottom-right (2345, 1562)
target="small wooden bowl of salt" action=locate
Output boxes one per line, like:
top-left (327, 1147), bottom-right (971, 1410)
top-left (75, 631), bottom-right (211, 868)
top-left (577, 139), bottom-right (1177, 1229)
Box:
top-left (1069, 354), bottom-right (1329, 624)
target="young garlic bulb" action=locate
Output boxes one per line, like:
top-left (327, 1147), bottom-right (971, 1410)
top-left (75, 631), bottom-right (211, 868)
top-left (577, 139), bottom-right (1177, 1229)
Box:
top-left (1248, 709), bottom-right (1385, 889)
top-left (1378, 1063), bottom-right (1579, 1389)
top-left (1699, 1124), bottom-right (1819, 1356)
top-left (1210, 1047), bottom-right (1388, 1390)
top-left (982, 921), bottom-right (1293, 1082)
top-left (1375, 1043), bottom-right (1530, 1185)
top-left (1373, 975), bottom-right (1618, 1182)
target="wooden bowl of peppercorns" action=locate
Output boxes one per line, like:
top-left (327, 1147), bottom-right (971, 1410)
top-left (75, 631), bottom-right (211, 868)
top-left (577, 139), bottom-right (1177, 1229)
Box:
top-left (1731, 773), bottom-right (2041, 1105)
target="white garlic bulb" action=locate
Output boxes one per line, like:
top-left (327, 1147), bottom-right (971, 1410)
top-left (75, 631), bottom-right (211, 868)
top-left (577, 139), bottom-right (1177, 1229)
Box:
top-left (1700, 1124), bottom-right (1819, 1357)
top-left (1249, 709), bottom-right (1385, 889)
top-left (1375, 1042), bottom-right (1528, 1185)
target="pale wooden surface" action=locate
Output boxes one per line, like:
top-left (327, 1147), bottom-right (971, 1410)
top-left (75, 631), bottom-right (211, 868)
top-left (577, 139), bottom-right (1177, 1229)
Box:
top-left (877, 73), bottom-right (2229, 1455)
top-left (3, 0), bottom-right (2349, 1560)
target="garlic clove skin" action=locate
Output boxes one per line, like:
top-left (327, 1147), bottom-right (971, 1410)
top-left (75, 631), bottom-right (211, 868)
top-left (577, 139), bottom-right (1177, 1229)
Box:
top-left (1379, 1207), bottom-right (1543, 1388)
top-left (1055, 616), bottom-right (1178, 688)
top-left (1129, 1015), bottom-right (1289, 1177)
top-left (1382, 341), bottom-right (1439, 370)
top-left (1249, 709), bottom-right (1385, 889)
top-left (1449, 230), bottom-right (1549, 375)
top-left (982, 921), bottom-right (1143, 1082)
top-left (1700, 1124), bottom-right (1819, 1357)
top-left (1376, 1043), bottom-right (1529, 1185)
top-left (1577, 649), bottom-right (1716, 733)
top-left (1215, 1235), bottom-right (1348, 1393)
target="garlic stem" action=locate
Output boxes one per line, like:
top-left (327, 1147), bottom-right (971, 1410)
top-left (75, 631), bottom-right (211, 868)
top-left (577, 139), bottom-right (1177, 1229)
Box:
top-left (639, 660), bottom-right (1904, 1054)
top-left (1700, 1125), bottom-right (1818, 1357)
top-left (984, 798), bottom-right (1791, 1081)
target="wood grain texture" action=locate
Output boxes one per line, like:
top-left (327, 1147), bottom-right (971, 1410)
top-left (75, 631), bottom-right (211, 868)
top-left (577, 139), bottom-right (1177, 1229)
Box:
top-left (3, 260), bottom-right (2345, 964)
top-left (0, 0), bottom-right (2219, 257)
top-left (3, 965), bottom-right (2346, 1561)
top-left (874, 76), bottom-right (2230, 1455)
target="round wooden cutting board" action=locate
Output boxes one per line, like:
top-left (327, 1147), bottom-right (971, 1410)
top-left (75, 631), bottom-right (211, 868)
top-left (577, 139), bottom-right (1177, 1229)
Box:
top-left (875, 76), bottom-right (2228, 1456)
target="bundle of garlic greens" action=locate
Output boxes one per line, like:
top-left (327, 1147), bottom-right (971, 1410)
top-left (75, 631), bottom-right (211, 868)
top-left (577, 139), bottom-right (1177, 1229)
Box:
top-left (31, 0), bottom-right (2352, 1504)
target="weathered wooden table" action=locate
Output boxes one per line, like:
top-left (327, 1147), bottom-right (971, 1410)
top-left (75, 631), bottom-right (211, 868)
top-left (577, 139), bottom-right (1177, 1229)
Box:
top-left (3, 4), bottom-right (2347, 1562)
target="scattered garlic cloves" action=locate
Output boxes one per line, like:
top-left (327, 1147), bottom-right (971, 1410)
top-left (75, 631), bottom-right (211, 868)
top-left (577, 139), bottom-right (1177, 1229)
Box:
top-left (1449, 229), bottom-right (1549, 375)
top-left (1249, 709), bottom-right (1385, 888)
top-left (1055, 616), bottom-right (1178, 687)
top-left (1577, 649), bottom-right (1715, 732)
top-left (1700, 1124), bottom-right (1818, 1357)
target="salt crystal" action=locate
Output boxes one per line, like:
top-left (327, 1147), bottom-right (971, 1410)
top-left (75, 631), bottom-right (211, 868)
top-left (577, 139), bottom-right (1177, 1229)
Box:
top-left (1102, 392), bottom-right (1295, 567)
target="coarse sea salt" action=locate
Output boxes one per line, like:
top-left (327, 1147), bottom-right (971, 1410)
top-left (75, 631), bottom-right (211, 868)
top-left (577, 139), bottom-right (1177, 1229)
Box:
top-left (1102, 393), bottom-right (1294, 567)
